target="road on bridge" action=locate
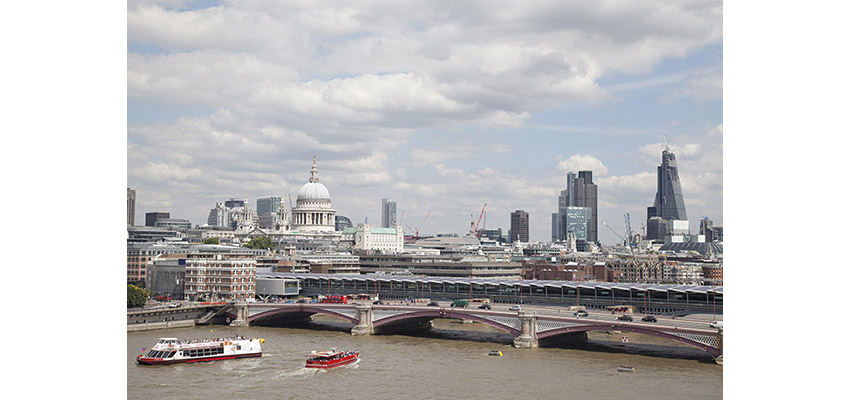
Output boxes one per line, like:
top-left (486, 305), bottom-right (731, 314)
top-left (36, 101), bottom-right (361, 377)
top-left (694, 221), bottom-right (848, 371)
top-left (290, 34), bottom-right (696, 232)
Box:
top-left (369, 300), bottom-right (721, 332)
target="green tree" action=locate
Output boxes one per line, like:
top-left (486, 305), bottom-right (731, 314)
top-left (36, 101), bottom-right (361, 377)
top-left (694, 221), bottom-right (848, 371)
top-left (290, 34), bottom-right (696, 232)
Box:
top-left (128, 284), bottom-right (148, 308)
top-left (203, 237), bottom-right (220, 244)
top-left (244, 236), bottom-right (272, 250)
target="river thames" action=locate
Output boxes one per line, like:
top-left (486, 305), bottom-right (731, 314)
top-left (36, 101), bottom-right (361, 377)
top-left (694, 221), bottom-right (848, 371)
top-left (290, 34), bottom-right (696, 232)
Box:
top-left (127, 317), bottom-right (721, 399)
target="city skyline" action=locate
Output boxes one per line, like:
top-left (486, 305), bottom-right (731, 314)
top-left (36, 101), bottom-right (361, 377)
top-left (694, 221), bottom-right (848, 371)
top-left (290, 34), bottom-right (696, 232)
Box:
top-left (127, 1), bottom-right (722, 244)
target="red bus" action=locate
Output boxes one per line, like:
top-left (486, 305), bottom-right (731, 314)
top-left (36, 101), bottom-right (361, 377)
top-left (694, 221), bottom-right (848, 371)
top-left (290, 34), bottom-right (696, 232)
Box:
top-left (320, 295), bottom-right (348, 304)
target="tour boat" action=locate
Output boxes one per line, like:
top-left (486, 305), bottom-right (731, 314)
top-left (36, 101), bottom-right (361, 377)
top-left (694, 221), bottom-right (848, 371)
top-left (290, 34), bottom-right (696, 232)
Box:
top-left (617, 366), bottom-right (635, 372)
top-left (136, 336), bottom-right (264, 365)
top-left (305, 348), bottom-right (359, 369)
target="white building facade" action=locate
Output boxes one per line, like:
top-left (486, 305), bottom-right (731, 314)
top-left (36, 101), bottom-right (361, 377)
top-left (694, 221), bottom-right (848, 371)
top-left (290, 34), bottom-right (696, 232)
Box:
top-left (354, 224), bottom-right (404, 253)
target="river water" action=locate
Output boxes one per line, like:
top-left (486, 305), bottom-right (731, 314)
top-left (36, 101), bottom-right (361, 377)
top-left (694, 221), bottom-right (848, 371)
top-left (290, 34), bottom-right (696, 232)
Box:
top-left (127, 317), bottom-right (722, 399)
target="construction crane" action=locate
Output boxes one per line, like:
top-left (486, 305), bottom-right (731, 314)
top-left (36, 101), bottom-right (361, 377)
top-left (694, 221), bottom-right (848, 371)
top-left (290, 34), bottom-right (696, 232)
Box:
top-left (474, 203), bottom-right (487, 238)
top-left (601, 220), bottom-right (629, 248)
top-left (410, 211), bottom-right (431, 239)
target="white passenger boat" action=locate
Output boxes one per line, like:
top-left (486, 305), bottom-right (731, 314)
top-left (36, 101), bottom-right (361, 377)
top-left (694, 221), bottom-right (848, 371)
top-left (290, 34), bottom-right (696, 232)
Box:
top-left (136, 336), bottom-right (264, 365)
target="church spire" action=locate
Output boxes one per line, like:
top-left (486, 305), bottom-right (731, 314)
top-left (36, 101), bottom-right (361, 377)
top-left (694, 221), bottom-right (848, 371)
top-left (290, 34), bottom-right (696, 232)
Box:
top-left (309, 155), bottom-right (319, 183)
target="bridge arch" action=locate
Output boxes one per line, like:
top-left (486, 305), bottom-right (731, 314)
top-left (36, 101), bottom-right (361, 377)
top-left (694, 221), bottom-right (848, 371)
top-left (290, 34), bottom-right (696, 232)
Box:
top-left (246, 305), bottom-right (360, 325)
top-left (537, 323), bottom-right (721, 357)
top-left (372, 309), bottom-right (522, 336)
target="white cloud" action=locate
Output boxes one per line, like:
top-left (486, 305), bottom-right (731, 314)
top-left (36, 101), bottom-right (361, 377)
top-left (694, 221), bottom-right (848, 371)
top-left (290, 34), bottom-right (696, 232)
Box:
top-left (558, 154), bottom-right (610, 177)
top-left (127, 1), bottom-right (722, 239)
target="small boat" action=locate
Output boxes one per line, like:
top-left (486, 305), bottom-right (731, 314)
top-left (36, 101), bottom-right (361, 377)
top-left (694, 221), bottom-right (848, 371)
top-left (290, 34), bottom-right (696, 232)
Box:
top-left (136, 336), bottom-right (264, 365)
top-left (617, 366), bottom-right (635, 372)
top-left (305, 348), bottom-right (359, 369)
top-left (488, 350), bottom-right (503, 356)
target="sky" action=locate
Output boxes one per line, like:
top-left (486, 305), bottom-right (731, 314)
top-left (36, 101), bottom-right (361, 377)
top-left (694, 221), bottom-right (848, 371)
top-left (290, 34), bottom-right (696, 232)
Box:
top-left (127, 0), bottom-right (723, 244)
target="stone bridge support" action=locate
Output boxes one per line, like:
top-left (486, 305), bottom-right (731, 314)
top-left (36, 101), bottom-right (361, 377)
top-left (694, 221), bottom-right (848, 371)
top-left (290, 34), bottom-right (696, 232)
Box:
top-left (229, 302), bottom-right (249, 327)
top-left (513, 311), bottom-right (538, 349)
top-left (351, 304), bottom-right (374, 336)
top-left (715, 329), bottom-right (723, 364)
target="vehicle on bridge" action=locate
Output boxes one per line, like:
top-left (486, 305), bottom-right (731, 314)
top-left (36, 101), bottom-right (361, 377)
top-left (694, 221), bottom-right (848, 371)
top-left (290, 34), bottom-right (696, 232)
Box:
top-left (451, 300), bottom-right (469, 308)
top-left (478, 303), bottom-right (492, 310)
top-left (617, 315), bottom-right (633, 322)
top-left (319, 295), bottom-right (348, 304)
top-left (427, 301), bottom-right (439, 307)
top-left (136, 337), bottom-right (264, 365)
top-left (508, 305), bottom-right (523, 311)
top-left (710, 321), bottom-right (723, 329)
top-left (574, 310), bottom-right (588, 317)
top-left (305, 348), bottom-right (359, 369)
top-left (641, 315), bottom-right (657, 322)
top-left (354, 294), bottom-right (378, 302)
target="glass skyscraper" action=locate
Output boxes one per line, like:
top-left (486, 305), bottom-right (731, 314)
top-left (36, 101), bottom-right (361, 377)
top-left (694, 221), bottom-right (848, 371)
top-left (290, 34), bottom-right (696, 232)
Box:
top-left (646, 148), bottom-right (688, 240)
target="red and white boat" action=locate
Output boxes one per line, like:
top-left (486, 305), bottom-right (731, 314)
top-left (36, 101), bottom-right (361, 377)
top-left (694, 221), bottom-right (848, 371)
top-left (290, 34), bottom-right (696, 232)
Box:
top-left (305, 348), bottom-right (359, 369)
top-left (136, 336), bottom-right (264, 365)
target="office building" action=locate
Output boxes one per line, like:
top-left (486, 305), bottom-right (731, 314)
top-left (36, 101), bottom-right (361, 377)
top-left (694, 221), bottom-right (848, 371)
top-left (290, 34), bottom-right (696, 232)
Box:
top-left (145, 211), bottom-right (170, 227)
top-left (353, 223), bottom-right (404, 253)
top-left (573, 171), bottom-right (598, 243)
top-left (256, 196), bottom-right (283, 229)
top-left (127, 188), bottom-right (136, 226)
top-left (646, 147), bottom-right (688, 240)
top-left (154, 218), bottom-right (192, 230)
top-left (225, 198), bottom-right (245, 209)
top-left (335, 215), bottom-right (353, 231)
top-left (510, 210), bottom-right (529, 243)
top-left (381, 198), bottom-right (397, 228)
top-left (551, 213), bottom-right (559, 242)
top-left (553, 170), bottom-right (597, 243)
top-left (207, 202), bottom-right (229, 228)
top-left (257, 196), bottom-right (282, 216)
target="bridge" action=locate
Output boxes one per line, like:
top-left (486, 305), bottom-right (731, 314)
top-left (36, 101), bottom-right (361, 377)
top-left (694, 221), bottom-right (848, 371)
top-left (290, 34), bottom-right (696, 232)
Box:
top-left (221, 302), bottom-right (722, 359)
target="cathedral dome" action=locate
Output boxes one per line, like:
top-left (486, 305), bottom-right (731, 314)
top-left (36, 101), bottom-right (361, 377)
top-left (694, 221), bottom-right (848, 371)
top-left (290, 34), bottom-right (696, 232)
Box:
top-left (295, 156), bottom-right (331, 202)
top-left (297, 181), bottom-right (330, 201)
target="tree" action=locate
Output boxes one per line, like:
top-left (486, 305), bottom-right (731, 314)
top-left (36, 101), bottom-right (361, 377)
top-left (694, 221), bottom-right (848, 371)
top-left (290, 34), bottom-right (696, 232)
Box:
top-left (244, 236), bottom-right (272, 250)
top-left (203, 237), bottom-right (220, 244)
top-left (128, 284), bottom-right (148, 308)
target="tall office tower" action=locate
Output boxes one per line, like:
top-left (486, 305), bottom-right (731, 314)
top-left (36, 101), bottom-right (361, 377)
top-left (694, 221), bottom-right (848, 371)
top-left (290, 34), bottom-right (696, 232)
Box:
top-left (573, 171), bottom-right (598, 243)
top-left (256, 196), bottom-right (282, 216)
top-left (145, 211), bottom-right (170, 227)
top-left (700, 217), bottom-right (714, 242)
top-left (127, 188), bottom-right (136, 226)
top-left (381, 198), bottom-right (397, 228)
top-left (646, 148), bottom-right (688, 240)
top-left (556, 172), bottom-right (577, 240)
top-left (510, 210), bottom-right (529, 243)
top-left (551, 213), bottom-right (560, 242)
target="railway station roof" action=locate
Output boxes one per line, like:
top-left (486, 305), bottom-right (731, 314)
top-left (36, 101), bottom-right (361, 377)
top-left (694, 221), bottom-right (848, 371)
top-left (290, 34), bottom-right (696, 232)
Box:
top-left (262, 272), bottom-right (723, 294)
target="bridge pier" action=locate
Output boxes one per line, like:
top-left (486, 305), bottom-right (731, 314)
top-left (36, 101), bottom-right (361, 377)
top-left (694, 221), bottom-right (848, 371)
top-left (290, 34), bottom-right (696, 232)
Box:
top-left (715, 329), bottom-right (723, 365)
top-left (351, 304), bottom-right (374, 336)
top-left (228, 302), bottom-right (249, 327)
top-left (513, 311), bottom-right (538, 349)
